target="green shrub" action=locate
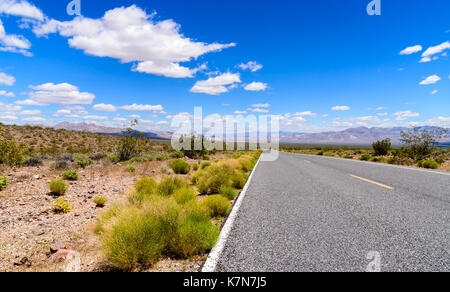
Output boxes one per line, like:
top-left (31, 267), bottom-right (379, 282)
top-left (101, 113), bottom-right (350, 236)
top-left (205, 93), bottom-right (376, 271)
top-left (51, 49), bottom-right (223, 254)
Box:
top-left (53, 197), bottom-right (72, 214)
top-left (173, 187), bottom-right (197, 204)
top-left (0, 176), bottom-right (8, 191)
top-left (94, 196), bottom-right (108, 207)
top-left (220, 186), bottom-right (238, 200)
top-left (231, 172), bottom-right (248, 189)
top-left (238, 156), bottom-right (253, 172)
top-left (134, 176), bottom-right (157, 195)
top-left (125, 165), bottom-right (136, 173)
top-left (61, 170), bottom-right (78, 181)
top-left (202, 154), bottom-right (210, 161)
top-left (344, 155), bottom-right (353, 159)
top-left (49, 179), bottom-right (68, 196)
top-left (76, 156), bottom-right (93, 169)
top-left (192, 164), bottom-right (199, 171)
top-left (157, 176), bottom-right (188, 196)
top-left (201, 195), bottom-right (231, 218)
top-left (201, 162), bottom-right (211, 169)
top-left (102, 207), bottom-right (165, 270)
top-left (359, 154), bottom-right (372, 161)
top-left (108, 154), bottom-right (119, 164)
top-left (317, 151), bottom-right (324, 156)
top-left (0, 140), bottom-right (24, 167)
top-left (170, 151), bottom-right (185, 159)
top-left (418, 160), bottom-right (440, 169)
top-left (196, 165), bottom-right (235, 195)
top-left (171, 159), bottom-right (191, 174)
top-left (372, 138), bottom-right (391, 156)
top-left (388, 157), bottom-right (397, 164)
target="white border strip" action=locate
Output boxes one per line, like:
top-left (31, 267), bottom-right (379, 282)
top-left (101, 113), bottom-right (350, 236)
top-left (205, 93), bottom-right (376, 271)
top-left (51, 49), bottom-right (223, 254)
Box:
top-left (201, 154), bottom-right (263, 272)
top-left (284, 152), bottom-right (450, 176)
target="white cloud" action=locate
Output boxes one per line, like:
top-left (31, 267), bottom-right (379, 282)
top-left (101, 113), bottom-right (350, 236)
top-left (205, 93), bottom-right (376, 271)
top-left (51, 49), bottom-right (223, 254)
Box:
top-left (53, 106), bottom-right (88, 117)
top-left (233, 110), bottom-right (248, 114)
top-left (0, 19), bottom-right (32, 56)
top-left (425, 116), bottom-right (450, 128)
top-left (331, 106), bottom-right (351, 111)
top-left (22, 116), bottom-right (45, 122)
top-left (0, 90), bottom-right (14, 97)
top-left (244, 82), bottom-right (268, 91)
top-left (251, 103), bottom-right (270, 108)
top-left (377, 112), bottom-right (388, 116)
top-left (0, 72), bottom-right (15, 85)
top-left (419, 75), bottom-right (441, 85)
top-left (34, 5), bottom-right (235, 78)
top-left (120, 104), bottom-right (164, 112)
top-left (15, 99), bottom-right (46, 106)
top-left (293, 111), bottom-right (318, 117)
top-left (431, 90), bottom-right (438, 95)
top-left (399, 45), bottom-right (422, 55)
top-left (376, 107), bottom-right (386, 111)
top-left (20, 110), bottom-right (40, 115)
top-left (393, 110), bottom-right (420, 121)
top-left (247, 108), bottom-right (269, 113)
top-left (0, 0), bottom-right (44, 21)
top-left (27, 82), bottom-right (95, 104)
top-left (421, 41), bottom-right (450, 58)
top-left (83, 115), bottom-right (108, 121)
top-left (0, 114), bottom-right (17, 120)
top-left (0, 101), bottom-right (21, 111)
top-left (237, 61), bottom-right (263, 72)
top-left (93, 103), bottom-right (117, 112)
top-left (129, 114), bottom-right (141, 119)
top-left (190, 72), bottom-right (241, 95)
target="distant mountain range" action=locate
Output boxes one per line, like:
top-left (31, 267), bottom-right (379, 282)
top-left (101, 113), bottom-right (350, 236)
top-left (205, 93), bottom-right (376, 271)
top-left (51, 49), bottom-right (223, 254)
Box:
top-left (51, 122), bottom-right (450, 145)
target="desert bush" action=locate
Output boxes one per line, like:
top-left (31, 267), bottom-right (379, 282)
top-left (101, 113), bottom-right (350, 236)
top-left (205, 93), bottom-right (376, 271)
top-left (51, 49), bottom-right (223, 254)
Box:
top-left (359, 154), bottom-right (372, 161)
top-left (23, 157), bottom-right (43, 167)
top-left (317, 151), bottom-right (324, 156)
top-left (125, 165), bottom-right (136, 173)
top-left (53, 159), bottom-right (69, 170)
top-left (108, 154), bottom-right (120, 164)
top-left (418, 160), bottom-right (440, 169)
top-left (94, 196), bottom-right (108, 207)
top-left (400, 127), bottom-right (448, 161)
top-left (201, 162), bottom-right (211, 169)
top-left (102, 206), bottom-right (166, 270)
top-left (173, 187), bottom-right (197, 204)
top-left (202, 154), bottom-right (210, 161)
top-left (196, 165), bottom-right (235, 195)
top-left (201, 195), bottom-right (231, 218)
top-left (53, 197), bottom-right (72, 214)
top-left (231, 172), bottom-right (248, 189)
top-left (0, 140), bottom-right (24, 167)
top-left (61, 170), bottom-right (78, 181)
top-left (388, 157), bottom-right (397, 164)
top-left (49, 179), bottom-right (68, 196)
top-left (76, 156), bottom-right (93, 169)
top-left (0, 176), bottom-right (8, 191)
top-left (134, 177), bottom-right (158, 195)
top-left (89, 153), bottom-right (107, 161)
top-left (157, 176), bottom-right (188, 196)
top-left (192, 163), bottom-right (199, 171)
top-left (344, 155), bottom-right (353, 159)
top-left (220, 186), bottom-right (238, 200)
top-left (171, 159), bottom-right (191, 174)
top-left (170, 151), bottom-right (185, 159)
top-left (372, 138), bottom-right (391, 156)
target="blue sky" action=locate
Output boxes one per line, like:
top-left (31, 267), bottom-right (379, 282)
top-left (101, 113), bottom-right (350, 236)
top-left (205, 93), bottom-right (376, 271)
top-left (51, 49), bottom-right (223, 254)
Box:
top-left (0, 0), bottom-right (449, 133)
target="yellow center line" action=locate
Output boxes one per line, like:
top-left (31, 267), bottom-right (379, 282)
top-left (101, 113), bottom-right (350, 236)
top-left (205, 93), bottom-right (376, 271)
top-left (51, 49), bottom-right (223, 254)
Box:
top-left (349, 174), bottom-right (394, 190)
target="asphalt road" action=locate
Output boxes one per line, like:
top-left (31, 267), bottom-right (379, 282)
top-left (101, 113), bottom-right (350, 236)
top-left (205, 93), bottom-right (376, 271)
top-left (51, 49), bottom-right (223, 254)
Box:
top-left (213, 152), bottom-right (449, 272)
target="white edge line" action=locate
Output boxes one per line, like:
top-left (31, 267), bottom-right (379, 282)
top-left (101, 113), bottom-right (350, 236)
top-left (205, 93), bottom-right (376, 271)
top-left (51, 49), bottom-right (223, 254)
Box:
top-left (284, 152), bottom-right (450, 176)
top-left (201, 154), bottom-right (263, 272)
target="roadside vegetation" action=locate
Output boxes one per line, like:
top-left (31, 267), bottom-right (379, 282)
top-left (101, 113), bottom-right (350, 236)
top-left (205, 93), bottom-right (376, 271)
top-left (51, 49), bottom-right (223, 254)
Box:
top-left (281, 127), bottom-right (449, 171)
top-left (95, 150), bottom-right (262, 270)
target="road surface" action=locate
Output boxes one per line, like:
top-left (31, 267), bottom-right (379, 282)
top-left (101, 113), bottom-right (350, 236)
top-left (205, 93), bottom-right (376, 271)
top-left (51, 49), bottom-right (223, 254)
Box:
top-left (211, 152), bottom-right (449, 272)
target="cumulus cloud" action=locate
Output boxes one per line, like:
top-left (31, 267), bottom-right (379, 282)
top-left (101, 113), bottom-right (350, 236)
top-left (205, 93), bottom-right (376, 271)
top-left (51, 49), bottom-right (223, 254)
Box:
top-left (190, 72), bottom-right (241, 95)
top-left (422, 41), bottom-right (450, 57)
top-left (53, 106), bottom-right (87, 117)
top-left (0, 101), bottom-right (21, 111)
top-left (237, 61), bottom-right (263, 72)
top-left (0, 72), bottom-right (16, 85)
top-left (244, 82), bottom-right (268, 91)
top-left (34, 5), bottom-right (235, 78)
top-left (233, 110), bottom-right (248, 114)
top-left (0, 19), bottom-right (32, 56)
top-left (19, 110), bottom-right (40, 115)
top-left (393, 110), bottom-right (420, 121)
top-left (120, 104), bottom-right (164, 112)
top-left (83, 115), bottom-right (108, 121)
top-left (22, 116), bottom-right (45, 122)
top-left (0, 90), bottom-right (14, 97)
top-left (399, 45), bottom-right (422, 55)
top-left (247, 107), bottom-right (269, 113)
top-left (251, 104), bottom-right (270, 108)
top-left (431, 90), bottom-right (438, 95)
top-left (93, 103), bottom-right (117, 112)
top-left (0, 0), bottom-right (44, 21)
top-left (331, 106), bottom-right (351, 111)
top-left (27, 82), bottom-right (95, 105)
top-left (293, 111), bottom-right (318, 117)
top-left (419, 75), bottom-right (441, 85)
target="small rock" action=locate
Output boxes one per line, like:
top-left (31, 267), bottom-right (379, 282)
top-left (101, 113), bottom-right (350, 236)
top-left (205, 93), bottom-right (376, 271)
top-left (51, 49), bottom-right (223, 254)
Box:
top-left (33, 175), bottom-right (41, 180)
top-left (14, 257), bottom-right (31, 267)
top-left (32, 227), bottom-right (46, 236)
top-left (50, 240), bottom-right (66, 254)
